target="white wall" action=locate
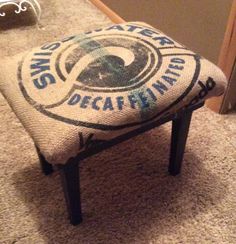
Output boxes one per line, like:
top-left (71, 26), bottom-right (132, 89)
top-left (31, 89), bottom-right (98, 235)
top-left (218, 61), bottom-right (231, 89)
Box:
top-left (102, 0), bottom-right (233, 64)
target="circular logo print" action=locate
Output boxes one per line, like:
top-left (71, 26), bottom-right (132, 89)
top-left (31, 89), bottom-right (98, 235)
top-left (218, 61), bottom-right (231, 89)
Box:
top-left (18, 23), bottom-right (200, 130)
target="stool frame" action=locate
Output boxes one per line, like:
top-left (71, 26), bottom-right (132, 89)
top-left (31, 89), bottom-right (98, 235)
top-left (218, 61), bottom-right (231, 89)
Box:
top-left (36, 102), bottom-right (204, 225)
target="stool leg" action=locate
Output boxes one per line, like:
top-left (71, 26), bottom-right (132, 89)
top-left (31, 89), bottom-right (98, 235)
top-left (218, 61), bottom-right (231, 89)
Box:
top-left (59, 162), bottom-right (82, 225)
top-left (36, 147), bottom-right (54, 175)
top-left (169, 110), bottom-right (193, 176)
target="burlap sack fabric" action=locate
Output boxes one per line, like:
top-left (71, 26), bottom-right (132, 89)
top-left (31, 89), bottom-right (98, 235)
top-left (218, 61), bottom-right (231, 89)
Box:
top-left (0, 22), bottom-right (227, 164)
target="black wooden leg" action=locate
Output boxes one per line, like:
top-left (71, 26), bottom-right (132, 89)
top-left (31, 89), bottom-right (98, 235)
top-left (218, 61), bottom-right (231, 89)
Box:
top-left (169, 110), bottom-right (193, 176)
top-left (36, 146), bottom-right (53, 175)
top-left (59, 161), bottom-right (82, 225)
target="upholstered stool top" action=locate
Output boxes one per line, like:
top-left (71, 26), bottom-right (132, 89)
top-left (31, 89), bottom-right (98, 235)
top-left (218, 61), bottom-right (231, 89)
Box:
top-left (0, 22), bottom-right (226, 164)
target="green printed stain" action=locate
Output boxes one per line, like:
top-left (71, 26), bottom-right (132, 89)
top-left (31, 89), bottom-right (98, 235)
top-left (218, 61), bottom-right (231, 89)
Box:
top-left (73, 34), bottom-right (124, 77)
top-left (130, 86), bottom-right (157, 121)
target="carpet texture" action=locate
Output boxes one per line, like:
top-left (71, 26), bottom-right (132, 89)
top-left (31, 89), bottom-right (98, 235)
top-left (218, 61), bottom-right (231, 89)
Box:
top-left (0, 0), bottom-right (235, 243)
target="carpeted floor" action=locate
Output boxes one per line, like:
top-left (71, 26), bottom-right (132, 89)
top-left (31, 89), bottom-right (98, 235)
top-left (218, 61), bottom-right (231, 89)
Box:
top-left (0, 0), bottom-right (235, 243)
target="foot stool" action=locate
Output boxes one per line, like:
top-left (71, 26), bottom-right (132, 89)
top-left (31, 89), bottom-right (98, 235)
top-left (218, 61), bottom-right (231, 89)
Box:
top-left (0, 22), bottom-right (226, 225)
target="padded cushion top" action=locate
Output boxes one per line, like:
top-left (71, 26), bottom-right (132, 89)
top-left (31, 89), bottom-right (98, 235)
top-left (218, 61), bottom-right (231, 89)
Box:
top-left (0, 22), bottom-right (226, 164)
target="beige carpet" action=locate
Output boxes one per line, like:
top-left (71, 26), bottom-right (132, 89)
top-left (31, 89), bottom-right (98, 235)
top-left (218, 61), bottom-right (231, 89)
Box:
top-left (0, 0), bottom-right (235, 243)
